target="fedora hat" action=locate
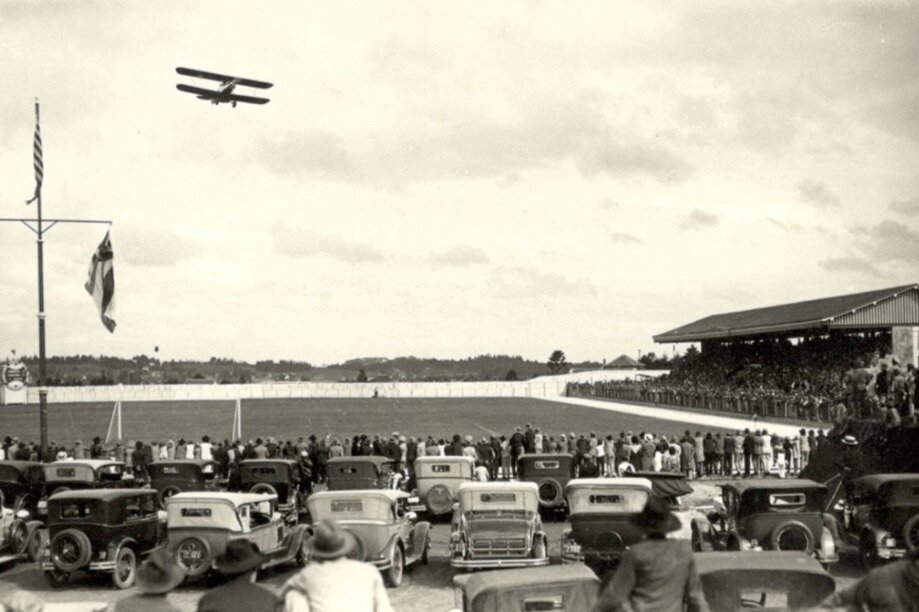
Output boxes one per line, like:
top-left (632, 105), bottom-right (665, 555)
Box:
top-left (841, 435), bottom-right (859, 446)
top-left (631, 495), bottom-right (681, 535)
top-left (309, 520), bottom-right (357, 561)
top-left (214, 540), bottom-right (266, 576)
top-left (135, 548), bottom-right (186, 594)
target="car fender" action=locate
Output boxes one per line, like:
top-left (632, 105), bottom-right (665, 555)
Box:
top-left (821, 512), bottom-right (842, 547)
top-left (409, 521), bottom-right (431, 556)
top-left (107, 536), bottom-right (138, 559)
top-left (381, 532), bottom-right (405, 561)
top-left (284, 525), bottom-right (309, 558)
top-left (691, 516), bottom-right (714, 552)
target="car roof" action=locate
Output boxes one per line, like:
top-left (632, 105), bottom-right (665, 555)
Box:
top-left (566, 478), bottom-right (653, 492)
top-left (309, 489), bottom-right (409, 502)
top-left (168, 492), bottom-right (276, 505)
top-left (459, 565), bottom-right (599, 600)
top-left (46, 460), bottom-right (124, 469)
top-left (415, 455), bottom-right (475, 464)
top-left (723, 478), bottom-right (825, 494)
top-left (0, 460), bottom-right (42, 470)
top-left (240, 459), bottom-right (298, 466)
top-left (853, 473), bottom-right (919, 489)
top-left (328, 456), bottom-right (392, 466)
top-left (150, 459), bottom-right (214, 466)
top-left (518, 453), bottom-right (574, 461)
top-left (458, 481), bottom-right (539, 493)
top-left (49, 488), bottom-right (156, 502)
top-left (694, 551), bottom-right (829, 575)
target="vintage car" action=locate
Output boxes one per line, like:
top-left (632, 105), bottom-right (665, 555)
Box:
top-left (561, 477), bottom-right (653, 567)
top-left (38, 460), bottom-right (133, 517)
top-left (326, 456), bottom-right (401, 491)
top-left (414, 455), bottom-right (475, 515)
top-left (0, 460), bottom-right (44, 515)
top-left (695, 551), bottom-right (836, 610)
top-left (306, 489), bottom-right (431, 587)
top-left (516, 453), bottom-right (577, 511)
top-left (0, 491), bottom-right (43, 567)
top-left (166, 491), bottom-right (309, 579)
top-left (38, 489), bottom-right (164, 589)
top-left (691, 479), bottom-right (837, 566)
top-left (147, 459), bottom-right (219, 508)
top-left (450, 481), bottom-right (548, 570)
top-left (451, 565), bottom-right (600, 612)
top-left (834, 473), bottom-right (919, 569)
top-left (237, 459), bottom-right (304, 519)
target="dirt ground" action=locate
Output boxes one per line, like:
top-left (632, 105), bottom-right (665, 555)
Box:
top-left (0, 481), bottom-right (864, 611)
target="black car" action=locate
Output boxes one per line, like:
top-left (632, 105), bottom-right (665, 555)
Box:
top-left (0, 461), bottom-right (44, 515)
top-left (146, 460), bottom-right (220, 508)
top-left (237, 459), bottom-right (304, 519)
top-left (39, 489), bottom-right (165, 589)
top-left (516, 454), bottom-right (577, 511)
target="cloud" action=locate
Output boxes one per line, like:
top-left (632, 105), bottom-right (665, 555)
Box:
top-left (796, 179), bottom-right (841, 209)
top-left (889, 197), bottom-right (919, 216)
top-left (767, 218), bottom-right (803, 232)
top-left (599, 197), bottom-right (618, 210)
top-left (118, 227), bottom-right (200, 267)
top-left (487, 266), bottom-right (596, 300)
top-left (610, 232), bottom-right (642, 245)
top-left (432, 245), bottom-right (490, 267)
top-left (852, 219), bottom-right (919, 263)
top-left (271, 224), bottom-right (383, 263)
top-left (680, 209), bottom-right (719, 230)
top-left (818, 257), bottom-right (880, 275)
top-left (260, 130), bottom-right (358, 180)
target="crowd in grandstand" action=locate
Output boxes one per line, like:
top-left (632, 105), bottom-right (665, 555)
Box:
top-left (569, 335), bottom-right (919, 426)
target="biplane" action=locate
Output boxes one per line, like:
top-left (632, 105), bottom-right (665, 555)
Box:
top-left (175, 67), bottom-right (273, 107)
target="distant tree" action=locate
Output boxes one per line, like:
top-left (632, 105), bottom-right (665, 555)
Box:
top-left (357, 369), bottom-right (368, 382)
top-left (505, 368), bottom-right (519, 381)
top-left (547, 350), bottom-right (568, 374)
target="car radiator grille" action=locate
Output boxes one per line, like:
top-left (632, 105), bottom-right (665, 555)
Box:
top-left (471, 537), bottom-right (528, 557)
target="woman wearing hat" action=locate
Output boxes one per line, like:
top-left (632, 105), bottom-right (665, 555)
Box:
top-left (593, 496), bottom-right (707, 612)
top-left (196, 540), bottom-right (278, 612)
top-left (108, 549), bottom-right (185, 612)
top-left (281, 520), bottom-right (393, 612)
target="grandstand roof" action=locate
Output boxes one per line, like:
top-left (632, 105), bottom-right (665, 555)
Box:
top-left (654, 284), bottom-right (919, 343)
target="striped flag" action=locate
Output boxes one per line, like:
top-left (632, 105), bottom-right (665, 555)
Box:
top-left (25, 101), bottom-right (43, 205)
top-left (85, 231), bottom-right (116, 333)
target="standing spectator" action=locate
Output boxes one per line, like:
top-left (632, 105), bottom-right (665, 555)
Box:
top-left (280, 520), bottom-right (394, 612)
top-left (821, 550), bottom-right (919, 611)
top-left (702, 433), bottom-right (715, 477)
top-left (722, 432), bottom-right (735, 476)
top-left (524, 423), bottom-right (536, 454)
top-left (200, 436), bottom-right (213, 461)
top-left (197, 541), bottom-right (279, 612)
top-left (713, 433), bottom-right (725, 476)
top-left (90, 436), bottom-right (104, 459)
top-left (639, 435), bottom-right (656, 471)
top-left (753, 430), bottom-right (764, 477)
top-left (253, 438), bottom-right (268, 459)
top-left (761, 430), bottom-right (773, 475)
top-left (132, 441), bottom-right (149, 484)
top-left (799, 429), bottom-right (810, 471)
top-left (109, 548), bottom-right (185, 612)
top-left (603, 435), bottom-right (616, 477)
top-left (509, 428), bottom-right (525, 478)
top-left (875, 362), bottom-right (890, 404)
top-left (73, 439), bottom-right (85, 460)
top-left (500, 436), bottom-right (512, 480)
top-left (679, 436), bottom-right (694, 479)
top-left (742, 429), bottom-right (755, 477)
top-left (732, 431), bottom-right (744, 476)
top-left (533, 429), bottom-right (543, 454)
top-left (693, 432), bottom-right (705, 479)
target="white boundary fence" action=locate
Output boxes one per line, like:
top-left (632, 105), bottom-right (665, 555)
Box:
top-left (21, 369), bottom-right (668, 404)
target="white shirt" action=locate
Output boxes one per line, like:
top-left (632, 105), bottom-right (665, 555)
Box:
top-left (282, 558), bottom-right (393, 612)
top-left (475, 466), bottom-right (490, 482)
top-left (185, 443), bottom-right (196, 459)
top-left (199, 442), bottom-right (213, 460)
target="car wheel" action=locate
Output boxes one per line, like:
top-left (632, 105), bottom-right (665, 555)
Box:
top-left (860, 533), bottom-right (879, 571)
top-left (533, 536), bottom-right (547, 560)
top-left (426, 485), bottom-right (453, 515)
top-left (43, 569), bottom-right (70, 587)
top-left (7, 519), bottom-right (29, 556)
top-left (903, 515), bottom-right (919, 553)
top-left (112, 546), bottom-right (137, 589)
top-left (537, 479), bottom-right (562, 507)
top-left (421, 535), bottom-right (430, 565)
top-left (26, 528), bottom-right (44, 562)
top-left (691, 527), bottom-right (712, 552)
top-left (158, 486), bottom-right (182, 509)
top-left (175, 537), bottom-right (211, 577)
top-left (50, 528), bottom-right (92, 573)
top-left (383, 545), bottom-right (404, 587)
top-left (770, 520), bottom-right (814, 554)
top-left (251, 483), bottom-right (278, 497)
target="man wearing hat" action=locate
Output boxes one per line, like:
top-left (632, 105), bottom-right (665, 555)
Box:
top-left (110, 548), bottom-right (185, 611)
top-left (281, 520), bottom-right (393, 612)
top-left (197, 540), bottom-right (278, 612)
top-left (838, 434), bottom-right (865, 505)
top-left (593, 496), bottom-right (706, 612)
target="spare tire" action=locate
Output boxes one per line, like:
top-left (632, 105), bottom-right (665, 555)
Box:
top-left (770, 520), bottom-right (814, 554)
top-left (904, 514), bottom-right (919, 552)
top-left (425, 485), bottom-right (453, 515)
top-left (250, 483), bottom-right (278, 497)
top-left (174, 536), bottom-right (211, 577)
top-left (536, 479), bottom-right (562, 507)
top-left (158, 486), bottom-right (182, 509)
top-left (50, 528), bottom-right (92, 573)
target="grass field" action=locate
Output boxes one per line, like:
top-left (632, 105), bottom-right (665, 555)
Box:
top-left (0, 397), bottom-right (732, 443)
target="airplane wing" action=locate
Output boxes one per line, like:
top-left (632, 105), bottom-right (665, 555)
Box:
top-left (226, 92), bottom-right (270, 105)
top-left (176, 83), bottom-right (220, 98)
top-left (176, 67), bottom-right (273, 89)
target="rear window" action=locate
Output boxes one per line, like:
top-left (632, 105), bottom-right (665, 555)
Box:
top-left (769, 493), bottom-right (805, 507)
top-left (160, 466), bottom-right (180, 475)
top-left (248, 467), bottom-right (278, 476)
top-left (534, 461), bottom-right (560, 470)
top-left (590, 494), bottom-right (625, 504)
top-left (524, 595), bottom-right (564, 611)
top-left (180, 508), bottom-right (212, 518)
top-left (330, 500), bottom-right (363, 512)
top-left (480, 493), bottom-right (516, 503)
top-left (60, 503), bottom-right (92, 519)
top-left (56, 468), bottom-right (76, 478)
top-left (337, 467), bottom-right (359, 475)
top-left (430, 464), bottom-right (452, 473)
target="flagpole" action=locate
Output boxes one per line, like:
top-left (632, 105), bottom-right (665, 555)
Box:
top-left (34, 100), bottom-right (49, 454)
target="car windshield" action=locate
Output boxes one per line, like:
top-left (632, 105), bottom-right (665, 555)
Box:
top-left (567, 487), bottom-right (648, 514)
top-left (700, 569), bottom-right (835, 610)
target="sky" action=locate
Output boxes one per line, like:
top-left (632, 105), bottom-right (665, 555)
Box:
top-left (1, 1), bottom-right (918, 365)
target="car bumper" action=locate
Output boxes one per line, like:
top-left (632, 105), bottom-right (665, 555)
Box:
top-left (878, 547), bottom-right (907, 561)
top-left (562, 551), bottom-right (622, 564)
top-left (452, 557), bottom-right (549, 569)
top-left (41, 561), bottom-right (116, 572)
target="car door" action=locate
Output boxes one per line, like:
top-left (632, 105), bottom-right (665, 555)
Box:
top-left (245, 502), bottom-right (283, 554)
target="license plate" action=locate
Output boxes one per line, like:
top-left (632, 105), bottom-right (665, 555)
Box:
top-left (181, 550), bottom-right (202, 560)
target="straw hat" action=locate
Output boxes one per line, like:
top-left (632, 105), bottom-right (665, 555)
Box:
top-left (841, 435), bottom-right (859, 446)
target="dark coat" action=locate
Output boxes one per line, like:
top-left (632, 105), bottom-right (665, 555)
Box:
top-left (197, 575), bottom-right (279, 612)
